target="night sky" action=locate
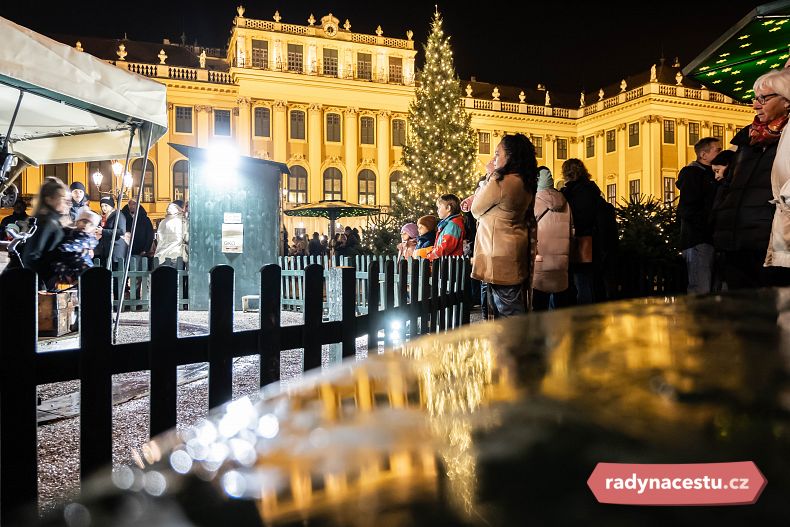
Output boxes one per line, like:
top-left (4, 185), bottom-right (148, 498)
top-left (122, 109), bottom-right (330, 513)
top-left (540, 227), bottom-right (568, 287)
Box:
top-left (1, 0), bottom-right (771, 94)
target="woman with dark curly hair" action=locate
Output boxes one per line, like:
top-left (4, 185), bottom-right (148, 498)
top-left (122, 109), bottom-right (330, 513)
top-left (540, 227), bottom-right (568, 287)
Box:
top-left (560, 158), bottom-right (602, 304)
top-left (471, 133), bottom-right (538, 318)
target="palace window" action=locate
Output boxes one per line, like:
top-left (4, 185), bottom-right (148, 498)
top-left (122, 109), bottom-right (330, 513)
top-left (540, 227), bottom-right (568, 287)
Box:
top-left (173, 160), bottom-right (189, 202)
top-left (663, 119), bottom-right (675, 144)
top-left (607, 183), bottom-right (617, 206)
top-left (478, 132), bottom-right (490, 154)
top-left (358, 169), bottom-right (376, 205)
top-left (254, 107), bottom-right (271, 137)
top-left (688, 121), bottom-right (700, 145)
top-left (556, 138), bottom-right (568, 159)
top-left (629, 179), bottom-right (641, 202)
top-left (357, 53), bottom-right (372, 80)
top-left (214, 109), bottom-right (231, 136)
top-left (585, 136), bottom-right (595, 158)
top-left (287, 43), bottom-right (303, 73)
top-left (323, 167), bottom-right (342, 200)
top-left (87, 161), bottom-right (113, 197)
top-left (392, 119), bottom-right (406, 147)
top-left (131, 158), bottom-right (155, 203)
top-left (43, 164), bottom-right (68, 185)
top-left (389, 56), bottom-right (403, 84)
top-left (326, 113), bottom-right (341, 142)
top-left (663, 176), bottom-right (676, 204)
top-left (290, 110), bottom-right (305, 140)
top-left (712, 124), bottom-right (724, 142)
top-left (628, 122), bottom-right (639, 147)
top-left (251, 39), bottom-right (268, 68)
top-left (323, 48), bottom-right (338, 77)
top-left (606, 130), bottom-right (616, 153)
top-left (532, 136), bottom-right (543, 158)
top-left (390, 170), bottom-right (403, 203)
top-left (288, 165), bottom-right (308, 204)
top-left (360, 116), bottom-right (375, 145)
top-left (175, 106), bottom-right (192, 134)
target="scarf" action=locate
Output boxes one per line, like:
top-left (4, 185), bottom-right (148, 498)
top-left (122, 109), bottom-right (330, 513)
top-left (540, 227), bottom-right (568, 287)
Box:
top-left (749, 115), bottom-right (789, 146)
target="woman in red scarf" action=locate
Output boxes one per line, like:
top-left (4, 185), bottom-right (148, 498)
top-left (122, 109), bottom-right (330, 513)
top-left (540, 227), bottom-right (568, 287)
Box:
top-left (712, 69), bottom-right (790, 289)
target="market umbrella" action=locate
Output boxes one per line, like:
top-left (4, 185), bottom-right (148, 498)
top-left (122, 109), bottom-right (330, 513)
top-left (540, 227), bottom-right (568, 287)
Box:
top-left (283, 199), bottom-right (381, 253)
top-left (682, 0), bottom-right (790, 102)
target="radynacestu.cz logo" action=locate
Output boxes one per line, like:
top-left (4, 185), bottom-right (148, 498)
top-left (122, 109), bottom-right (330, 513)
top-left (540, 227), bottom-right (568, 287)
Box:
top-left (587, 462), bottom-right (766, 505)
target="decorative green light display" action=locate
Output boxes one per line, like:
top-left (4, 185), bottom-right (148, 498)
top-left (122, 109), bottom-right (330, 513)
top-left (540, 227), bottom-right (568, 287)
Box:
top-left (684, 2), bottom-right (790, 101)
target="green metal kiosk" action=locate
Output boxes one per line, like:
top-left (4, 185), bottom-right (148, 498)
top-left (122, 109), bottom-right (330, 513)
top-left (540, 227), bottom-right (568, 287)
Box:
top-left (170, 144), bottom-right (288, 310)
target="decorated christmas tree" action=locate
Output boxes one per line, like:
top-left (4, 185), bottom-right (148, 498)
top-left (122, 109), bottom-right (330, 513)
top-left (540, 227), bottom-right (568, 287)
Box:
top-left (393, 10), bottom-right (478, 222)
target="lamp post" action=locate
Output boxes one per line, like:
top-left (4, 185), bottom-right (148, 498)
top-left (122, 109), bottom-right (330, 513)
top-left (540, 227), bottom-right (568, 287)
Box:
top-left (91, 170), bottom-right (103, 195)
top-left (281, 186), bottom-right (288, 256)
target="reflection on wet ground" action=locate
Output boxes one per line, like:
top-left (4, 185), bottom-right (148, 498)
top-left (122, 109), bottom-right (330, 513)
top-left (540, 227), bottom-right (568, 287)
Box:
top-left (31, 290), bottom-right (790, 526)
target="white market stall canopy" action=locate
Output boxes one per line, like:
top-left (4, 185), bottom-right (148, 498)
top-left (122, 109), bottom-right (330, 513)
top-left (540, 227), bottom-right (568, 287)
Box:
top-left (0, 16), bottom-right (168, 165)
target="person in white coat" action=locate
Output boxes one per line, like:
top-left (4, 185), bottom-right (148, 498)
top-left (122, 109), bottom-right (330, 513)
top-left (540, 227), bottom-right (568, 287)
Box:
top-left (154, 201), bottom-right (188, 264)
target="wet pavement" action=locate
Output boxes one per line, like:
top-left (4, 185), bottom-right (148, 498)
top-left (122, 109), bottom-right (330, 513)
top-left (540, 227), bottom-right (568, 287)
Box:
top-left (26, 291), bottom-right (790, 526)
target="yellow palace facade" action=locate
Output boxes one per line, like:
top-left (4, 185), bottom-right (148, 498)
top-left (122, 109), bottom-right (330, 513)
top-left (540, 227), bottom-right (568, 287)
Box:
top-left (12, 8), bottom-right (754, 237)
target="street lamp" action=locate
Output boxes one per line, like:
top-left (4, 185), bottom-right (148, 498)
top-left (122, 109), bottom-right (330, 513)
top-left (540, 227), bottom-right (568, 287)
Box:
top-left (91, 170), bottom-right (103, 193)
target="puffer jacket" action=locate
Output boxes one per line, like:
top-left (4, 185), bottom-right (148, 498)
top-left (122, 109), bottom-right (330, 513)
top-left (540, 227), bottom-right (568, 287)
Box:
top-left (713, 126), bottom-right (777, 252)
top-left (471, 173), bottom-right (534, 285)
top-left (533, 188), bottom-right (572, 293)
top-left (765, 128), bottom-right (790, 267)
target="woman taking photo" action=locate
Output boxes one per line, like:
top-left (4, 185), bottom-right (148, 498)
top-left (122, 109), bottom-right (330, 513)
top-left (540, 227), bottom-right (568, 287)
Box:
top-left (471, 133), bottom-right (538, 318)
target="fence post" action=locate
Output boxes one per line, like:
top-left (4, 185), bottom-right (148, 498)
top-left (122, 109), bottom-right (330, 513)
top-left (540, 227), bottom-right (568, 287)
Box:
top-left (367, 260), bottom-right (380, 351)
top-left (408, 258), bottom-right (419, 339)
top-left (79, 266), bottom-right (114, 479)
top-left (461, 257), bottom-right (472, 326)
top-left (208, 265), bottom-right (234, 409)
top-left (149, 266), bottom-right (178, 437)
top-left (431, 259), bottom-right (441, 333)
top-left (303, 264), bottom-right (323, 371)
top-left (384, 259), bottom-right (395, 348)
top-left (419, 258), bottom-right (431, 335)
top-left (260, 264), bottom-right (281, 386)
top-left (341, 266), bottom-right (357, 358)
top-left (0, 269), bottom-right (39, 522)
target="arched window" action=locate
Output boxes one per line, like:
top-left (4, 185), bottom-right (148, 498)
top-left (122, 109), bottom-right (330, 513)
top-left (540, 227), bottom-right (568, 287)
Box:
top-left (131, 158), bottom-right (155, 203)
top-left (389, 170), bottom-right (403, 204)
top-left (358, 169), bottom-right (376, 205)
top-left (173, 160), bottom-right (189, 202)
top-left (288, 165), bottom-right (308, 204)
top-left (323, 167), bottom-right (342, 201)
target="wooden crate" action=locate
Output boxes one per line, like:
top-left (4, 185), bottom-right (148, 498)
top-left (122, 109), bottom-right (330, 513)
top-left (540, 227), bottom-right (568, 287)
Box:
top-left (38, 291), bottom-right (78, 337)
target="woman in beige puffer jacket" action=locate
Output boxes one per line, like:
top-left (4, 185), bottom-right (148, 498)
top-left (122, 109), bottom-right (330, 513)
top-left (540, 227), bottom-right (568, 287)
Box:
top-left (532, 167), bottom-right (572, 310)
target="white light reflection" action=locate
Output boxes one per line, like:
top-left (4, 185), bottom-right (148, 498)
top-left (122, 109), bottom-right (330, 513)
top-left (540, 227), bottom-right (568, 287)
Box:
top-left (63, 502), bottom-right (91, 527)
top-left (143, 471), bottom-right (167, 496)
top-left (257, 413), bottom-right (279, 439)
top-left (195, 420), bottom-right (218, 445)
top-left (229, 438), bottom-right (257, 467)
top-left (169, 449), bottom-right (193, 475)
top-left (221, 470), bottom-right (248, 498)
top-left (111, 466), bottom-right (135, 490)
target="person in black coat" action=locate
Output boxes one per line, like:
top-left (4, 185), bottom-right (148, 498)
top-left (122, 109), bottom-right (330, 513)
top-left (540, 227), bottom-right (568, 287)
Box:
top-left (1, 199), bottom-right (30, 236)
top-left (560, 158), bottom-right (602, 305)
top-left (712, 90), bottom-right (789, 289)
top-left (121, 199), bottom-right (154, 256)
top-left (20, 177), bottom-right (70, 289)
top-left (94, 196), bottom-right (128, 265)
top-left (69, 181), bottom-right (90, 221)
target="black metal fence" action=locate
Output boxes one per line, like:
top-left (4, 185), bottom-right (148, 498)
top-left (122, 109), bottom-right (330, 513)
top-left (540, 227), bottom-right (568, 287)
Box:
top-left (0, 256), bottom-right (471, 522)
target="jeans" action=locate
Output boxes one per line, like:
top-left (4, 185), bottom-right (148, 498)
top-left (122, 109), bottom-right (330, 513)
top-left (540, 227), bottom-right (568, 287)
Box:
top-left (572, 265), bottom-right (596, 305)
top-left (682, 243), bottom-right (714, 294)
top-left (482, 282), bottom-right (525, 319)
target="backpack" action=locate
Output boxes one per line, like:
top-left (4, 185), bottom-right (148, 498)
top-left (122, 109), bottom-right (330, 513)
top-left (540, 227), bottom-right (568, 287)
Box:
top-left (594, 196), bottom-right (619, 262)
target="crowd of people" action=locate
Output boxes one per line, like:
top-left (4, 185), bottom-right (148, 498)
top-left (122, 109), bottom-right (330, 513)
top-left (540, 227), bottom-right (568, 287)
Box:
top-left (285, 226), bottom-right (363, 258)
top-left (677, 67), bottom-right (790, 293)
top-left (1, 178), bottom-right (189, 290)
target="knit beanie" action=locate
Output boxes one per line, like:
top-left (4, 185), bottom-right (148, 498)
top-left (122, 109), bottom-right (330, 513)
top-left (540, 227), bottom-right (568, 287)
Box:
top-left (99, 195), bottom-right (115, 208)
top-left (537, 166), bottom-right (555, 191)
top-left (70, 181), bottom-right (86, 192)
top-left (400, 222), bottom-right (418, 239)
top-left (417, 215), bottom-right (438, 232)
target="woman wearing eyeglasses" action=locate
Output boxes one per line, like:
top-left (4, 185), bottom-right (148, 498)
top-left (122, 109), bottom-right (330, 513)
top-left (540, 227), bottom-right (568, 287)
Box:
top-left (712, 69), bottom-right (790, 289)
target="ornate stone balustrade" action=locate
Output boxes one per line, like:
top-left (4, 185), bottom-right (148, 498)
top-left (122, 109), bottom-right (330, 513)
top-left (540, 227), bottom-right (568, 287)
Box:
top-left (463, 83), bottom-right (741, 120)
top-left (117, 62), bottom-right (234, 85)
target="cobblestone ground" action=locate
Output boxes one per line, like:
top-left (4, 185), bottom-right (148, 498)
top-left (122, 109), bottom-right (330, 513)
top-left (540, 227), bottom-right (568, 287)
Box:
top-left (36, 307), bottom-right (483, 513)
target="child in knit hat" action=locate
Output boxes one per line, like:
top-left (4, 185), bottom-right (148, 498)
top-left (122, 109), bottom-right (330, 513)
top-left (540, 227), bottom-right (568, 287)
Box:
top-left (413, 215), bottom-right (438, 258)
top-left (397, 222), bottom-right (418, 261)
top-left (51, 207), bottom-right (100, 286)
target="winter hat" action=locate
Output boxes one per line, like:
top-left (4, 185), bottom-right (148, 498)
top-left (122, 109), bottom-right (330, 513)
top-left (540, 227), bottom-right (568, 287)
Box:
top-left (537, 166), bottom-right (554, 191)
top-left (75, 207), bottom-right (101, 226)
top-left (69, 181), bottom-right (86, 192)
top-left (400, 222), bottom-right (418, 239)
top-left (99, 195), bottom-right (115, 208)
top-left (417, 215), bottom-right (438, 233)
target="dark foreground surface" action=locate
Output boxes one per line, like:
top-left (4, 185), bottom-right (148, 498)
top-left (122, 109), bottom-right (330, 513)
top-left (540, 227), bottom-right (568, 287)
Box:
top-left (20, 289), bottom-right (790, 525)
